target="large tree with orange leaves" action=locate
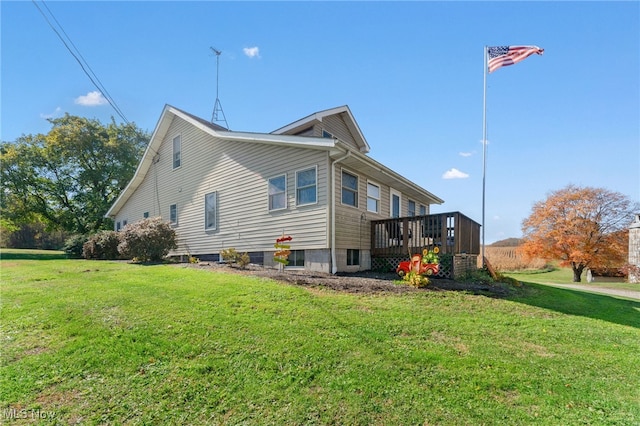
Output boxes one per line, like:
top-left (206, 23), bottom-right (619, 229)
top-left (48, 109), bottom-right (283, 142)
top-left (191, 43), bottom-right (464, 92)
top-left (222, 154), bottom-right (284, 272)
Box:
top-left (520, 185), bottom-right (638, 282)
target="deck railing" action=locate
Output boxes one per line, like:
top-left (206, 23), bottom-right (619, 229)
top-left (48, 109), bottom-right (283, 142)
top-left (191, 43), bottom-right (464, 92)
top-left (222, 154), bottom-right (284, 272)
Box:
top-left (371, 211), bottom-right (480, 257)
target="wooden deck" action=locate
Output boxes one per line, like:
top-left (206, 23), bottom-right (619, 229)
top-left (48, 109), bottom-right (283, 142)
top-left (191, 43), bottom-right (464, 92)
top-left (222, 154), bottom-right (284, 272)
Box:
top-left (371, 211), bottom-right (480, 257)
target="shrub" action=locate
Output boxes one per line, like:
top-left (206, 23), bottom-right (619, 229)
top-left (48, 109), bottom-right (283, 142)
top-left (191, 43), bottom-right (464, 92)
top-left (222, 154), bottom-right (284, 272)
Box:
top-left (117, 217), bottom-right (177, 262)
top-left (221, 247), bottom-right (250, 269)
top-left (63, 234), bottom-right (89, 258)
top-left (403, 270), bottom-right (430, 288)
top-left (83, 231), bottom-right (122, 260)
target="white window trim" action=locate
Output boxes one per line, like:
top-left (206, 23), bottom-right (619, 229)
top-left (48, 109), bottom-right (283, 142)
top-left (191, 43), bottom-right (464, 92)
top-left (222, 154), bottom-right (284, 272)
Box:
top-left (172, 134), bottom-right (181, 170)
top-left (340, 168), bottom-right (359, 209)
top-left (390, 188), bottom-right (401, 218)
top-left (295, 165), bottom-right (318, 207)
top-left (205, 192), bottom-right (217, 230)
top-left (267, 174), bottom-right (287, 212)
top-left (367, 180), bottom-right (381, 214)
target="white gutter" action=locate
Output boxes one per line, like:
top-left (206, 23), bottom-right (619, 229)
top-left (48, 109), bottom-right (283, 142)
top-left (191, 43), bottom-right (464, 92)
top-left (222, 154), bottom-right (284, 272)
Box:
top-left (330, 149), bottom-right (351, 274)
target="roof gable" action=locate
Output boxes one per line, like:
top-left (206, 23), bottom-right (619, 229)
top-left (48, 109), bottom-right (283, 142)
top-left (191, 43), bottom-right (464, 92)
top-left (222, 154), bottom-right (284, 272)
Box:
top-left (271, 105), bottom-right (370, 154)
top-left (106, 104), bottom-right (341, 218)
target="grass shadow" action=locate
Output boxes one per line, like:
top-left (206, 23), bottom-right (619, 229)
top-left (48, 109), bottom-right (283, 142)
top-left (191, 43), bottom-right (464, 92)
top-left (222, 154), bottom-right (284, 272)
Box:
top-left (509, 282), bottom-right (640, 329)
top-left (0, 250), bottom-right (68, 260)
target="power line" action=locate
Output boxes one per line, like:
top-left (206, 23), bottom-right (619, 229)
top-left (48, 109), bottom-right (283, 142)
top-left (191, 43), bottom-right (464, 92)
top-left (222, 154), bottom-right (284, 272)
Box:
top-left (31, 0), bottom-right (130, 124)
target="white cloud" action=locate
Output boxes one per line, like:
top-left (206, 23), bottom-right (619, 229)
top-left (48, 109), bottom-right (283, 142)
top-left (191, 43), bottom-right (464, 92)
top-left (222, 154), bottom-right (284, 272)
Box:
top-left (243, 46), bottom-right (260, 58)
top-left (459, 151), bottom-right (473, 157)
top-left (74, 91), bottom-right (108, 106)
top-left (493, 215), bottom-right (501, 220)
top-left (442, 168), bottom-right (470, 179)
top-left (40, 106), bottom-right (62, 119)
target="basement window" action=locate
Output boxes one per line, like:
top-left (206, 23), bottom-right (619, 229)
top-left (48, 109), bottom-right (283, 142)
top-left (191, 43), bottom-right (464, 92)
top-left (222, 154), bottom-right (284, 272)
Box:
top-left (347, 249), bottom-right (360, 266)
top-left (288, 250), bottom-right (305, 268)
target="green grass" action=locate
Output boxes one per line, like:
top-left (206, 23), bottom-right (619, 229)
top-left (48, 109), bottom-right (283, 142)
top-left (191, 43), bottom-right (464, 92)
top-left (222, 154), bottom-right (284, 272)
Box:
top-left (2, 249), bottom-right (639, 425)
top-left (507, 266), bottom-right (640, 291)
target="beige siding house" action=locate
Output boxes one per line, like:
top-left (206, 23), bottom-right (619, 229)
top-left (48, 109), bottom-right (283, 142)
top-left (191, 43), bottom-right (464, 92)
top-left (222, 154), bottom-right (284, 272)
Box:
top-left (106, 105), bottom-right (443, 273)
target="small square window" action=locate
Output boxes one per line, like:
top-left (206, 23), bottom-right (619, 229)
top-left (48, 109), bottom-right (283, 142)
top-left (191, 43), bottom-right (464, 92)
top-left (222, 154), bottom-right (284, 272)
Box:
top-left (143, 212), bottom-right (149, 219)
top-left (288, 250), bottom-right (305, 267)
top-left (347, 249), bottom-right (360, 266)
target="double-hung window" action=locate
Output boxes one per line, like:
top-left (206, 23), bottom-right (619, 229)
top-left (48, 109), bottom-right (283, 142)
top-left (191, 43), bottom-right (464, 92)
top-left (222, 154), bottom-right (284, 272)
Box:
top-left (172, 135), bottom-right (181, 169)
top-left (408, 200), bottom-right (416, 217)
top-left (367, 182), bottom-right (380, 213)
top-left (296, 167), bottom-right (317, 205)
top-left (341, 170), bottom-right (358, 207)
top-left (268, 175), bottom-right (286, 211)
top-left (205, 192), bottom-right (217, 230)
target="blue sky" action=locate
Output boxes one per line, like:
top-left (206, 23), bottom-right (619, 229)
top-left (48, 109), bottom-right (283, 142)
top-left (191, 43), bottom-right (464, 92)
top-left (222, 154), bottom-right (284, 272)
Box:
top-left (2, 1), bottom-right (639, 243)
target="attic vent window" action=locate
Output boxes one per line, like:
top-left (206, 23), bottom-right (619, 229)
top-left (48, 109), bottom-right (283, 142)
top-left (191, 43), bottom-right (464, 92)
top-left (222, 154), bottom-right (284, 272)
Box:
top-left (322, 130), bottom-right (334, 139)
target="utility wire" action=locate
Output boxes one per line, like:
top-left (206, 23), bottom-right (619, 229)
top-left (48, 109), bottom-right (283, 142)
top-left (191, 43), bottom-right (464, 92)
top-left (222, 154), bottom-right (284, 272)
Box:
top-left (32, 0), bottom-right (130, 124)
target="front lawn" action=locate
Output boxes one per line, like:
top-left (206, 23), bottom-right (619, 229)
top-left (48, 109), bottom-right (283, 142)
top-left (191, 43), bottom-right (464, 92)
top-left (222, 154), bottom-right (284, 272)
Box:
top-left (1, 250), bottom-right (639, 424)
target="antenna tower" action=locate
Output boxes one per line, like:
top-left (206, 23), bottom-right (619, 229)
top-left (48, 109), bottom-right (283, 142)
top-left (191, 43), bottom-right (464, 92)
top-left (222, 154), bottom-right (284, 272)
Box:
top-left (210, 47), bottom-right (229, 129)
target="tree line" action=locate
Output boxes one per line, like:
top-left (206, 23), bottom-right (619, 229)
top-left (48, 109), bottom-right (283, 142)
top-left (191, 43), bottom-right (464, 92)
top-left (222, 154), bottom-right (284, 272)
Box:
top-left (1, 114), bottom-right (149, 247)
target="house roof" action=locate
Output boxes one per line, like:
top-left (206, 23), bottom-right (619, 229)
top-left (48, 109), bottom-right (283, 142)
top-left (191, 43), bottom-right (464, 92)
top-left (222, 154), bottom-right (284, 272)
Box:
top-left (271, 105), bottom-right (371, 154)
top-left (106, 104), bottom-right (442, 218)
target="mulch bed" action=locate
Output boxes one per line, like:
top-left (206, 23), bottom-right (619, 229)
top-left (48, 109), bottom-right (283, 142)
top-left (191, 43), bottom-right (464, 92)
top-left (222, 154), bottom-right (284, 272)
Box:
top-left (178, 262), bottom-right (513, 297)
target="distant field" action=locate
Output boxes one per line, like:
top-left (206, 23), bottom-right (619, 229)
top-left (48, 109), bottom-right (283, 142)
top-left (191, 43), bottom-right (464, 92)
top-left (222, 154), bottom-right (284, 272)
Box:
top-left (2, 249), bottom-right (639, 425)
top-left (482, 246), bottom-right (548, 271)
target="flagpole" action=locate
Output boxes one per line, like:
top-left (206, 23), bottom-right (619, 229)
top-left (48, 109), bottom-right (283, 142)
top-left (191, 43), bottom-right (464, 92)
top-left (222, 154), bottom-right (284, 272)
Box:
top-left (481, 45), bottom-right (488, 267)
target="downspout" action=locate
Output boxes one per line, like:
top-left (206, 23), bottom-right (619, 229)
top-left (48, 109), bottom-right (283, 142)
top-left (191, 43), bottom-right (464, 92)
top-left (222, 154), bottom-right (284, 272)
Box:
top-left (331, 149), bottom-right (351, 274)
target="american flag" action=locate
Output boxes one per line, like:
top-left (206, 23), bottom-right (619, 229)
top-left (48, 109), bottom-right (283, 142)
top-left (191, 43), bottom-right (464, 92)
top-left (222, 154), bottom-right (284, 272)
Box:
top-left (487, 46), bottom-right (544, 73)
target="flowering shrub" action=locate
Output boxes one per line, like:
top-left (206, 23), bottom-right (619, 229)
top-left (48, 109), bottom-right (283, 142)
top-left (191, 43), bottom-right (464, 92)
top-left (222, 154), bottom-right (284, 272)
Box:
top-left (117, 217), bottom-right (177, 262)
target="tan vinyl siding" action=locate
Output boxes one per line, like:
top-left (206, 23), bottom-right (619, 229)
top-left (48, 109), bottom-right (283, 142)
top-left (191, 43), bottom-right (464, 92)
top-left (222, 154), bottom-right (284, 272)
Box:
top-left (333, 167), bottom-right (431, 250)
top-left (335, 168), bottom-right (379, 250)
top-left (114, 116), bottom-right (330, 255)
top-left (322, 114), bottom-right (359, 150)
